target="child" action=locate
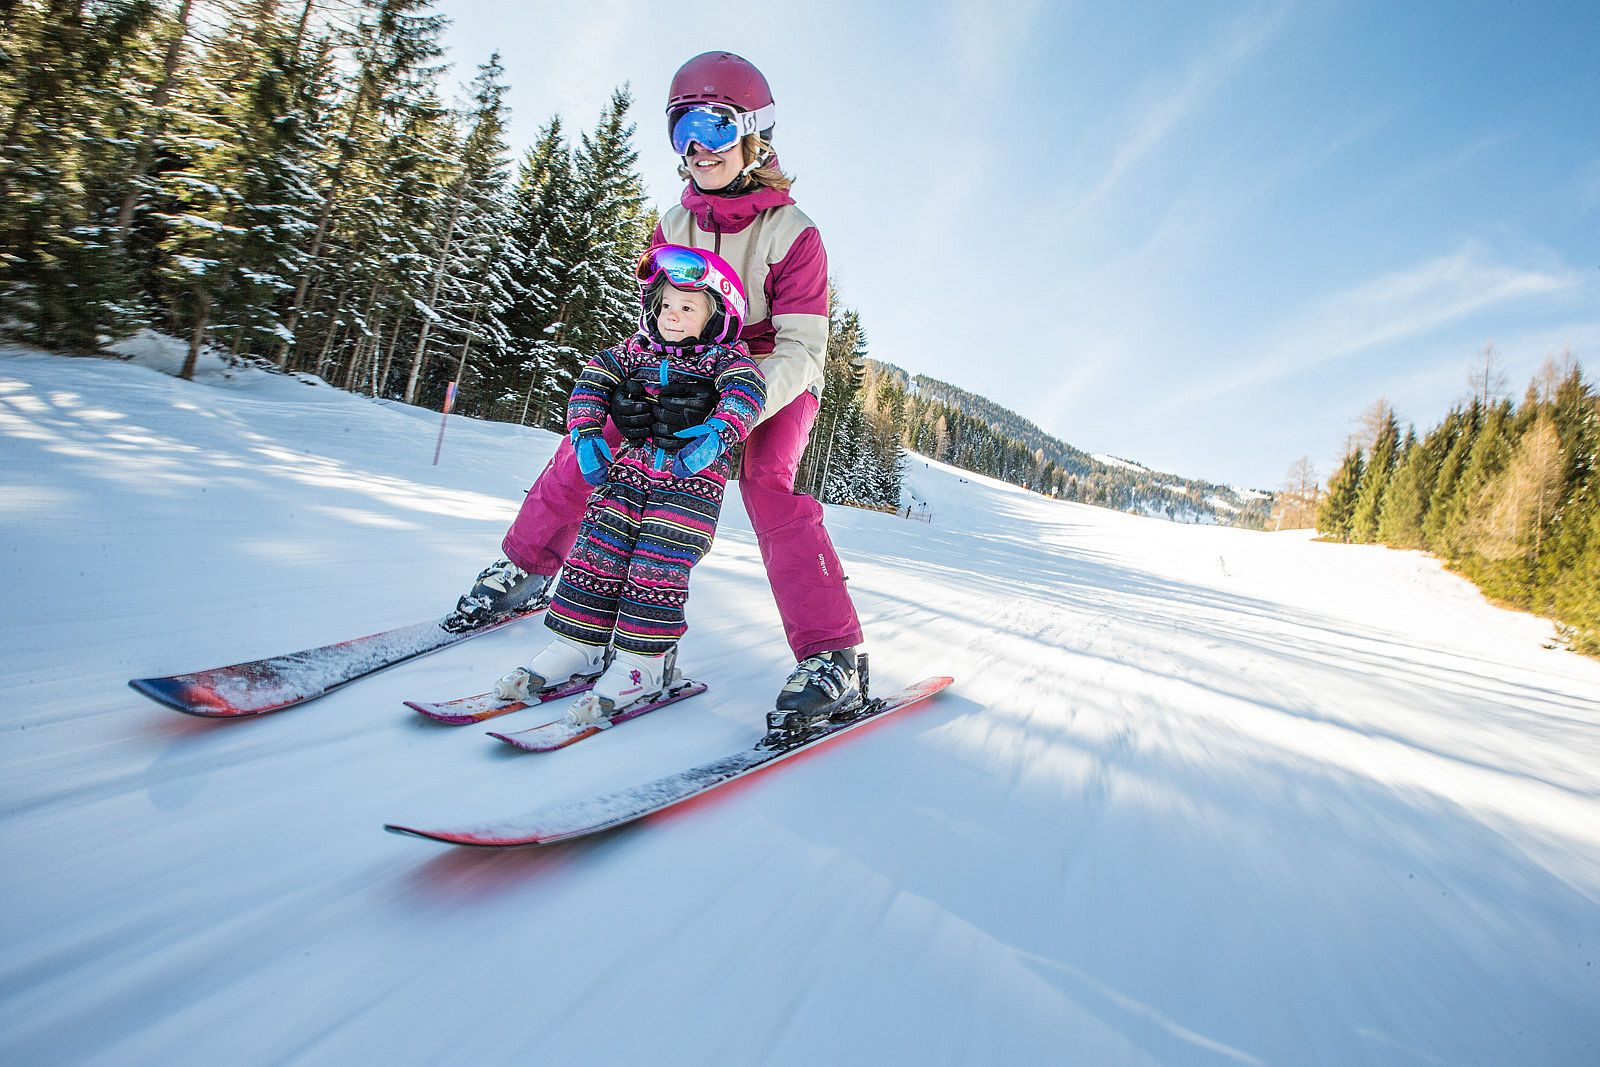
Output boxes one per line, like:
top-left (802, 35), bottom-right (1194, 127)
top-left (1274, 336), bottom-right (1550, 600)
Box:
top-left (495, 245), bottom-right (765, 723)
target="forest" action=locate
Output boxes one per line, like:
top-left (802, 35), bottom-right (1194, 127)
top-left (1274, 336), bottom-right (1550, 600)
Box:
top-left (1316, 352), bottom-right (1599, 653)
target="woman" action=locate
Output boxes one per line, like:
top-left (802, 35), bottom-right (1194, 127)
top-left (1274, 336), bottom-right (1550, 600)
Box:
top-left (451, 52), bottom-right (864, 730)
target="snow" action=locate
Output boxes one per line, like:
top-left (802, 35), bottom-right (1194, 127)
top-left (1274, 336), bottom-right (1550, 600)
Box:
top-left (1092, 452), bottom-right (1149, 472)
top-left (3, 347), bottom-right (1599, 1065)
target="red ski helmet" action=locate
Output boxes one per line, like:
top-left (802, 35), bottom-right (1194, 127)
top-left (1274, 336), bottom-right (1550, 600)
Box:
top-left (666, 52), bottom-right (775, 146)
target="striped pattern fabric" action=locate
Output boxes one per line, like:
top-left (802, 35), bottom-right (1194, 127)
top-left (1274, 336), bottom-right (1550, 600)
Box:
top-left (545, 334), bottom-right (766, 656)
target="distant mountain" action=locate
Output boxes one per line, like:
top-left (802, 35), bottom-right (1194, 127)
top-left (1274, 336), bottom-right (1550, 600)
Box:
top-left (870, 361), bottom-right (1272, 528)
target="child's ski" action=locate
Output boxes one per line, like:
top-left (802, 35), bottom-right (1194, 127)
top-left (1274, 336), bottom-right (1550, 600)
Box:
top-left (487, 680), bottom-right (709, 751)
top-left (129, 605), bottom-right (546, 718)
top-left (406, 675), bottom-right (597, 725)
top-left (385, 675), bottom-right (953, 847)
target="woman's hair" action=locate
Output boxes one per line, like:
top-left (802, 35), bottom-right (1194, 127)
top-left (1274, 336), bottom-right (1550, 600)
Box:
top-left (677, 134), bottom-right (794, 192)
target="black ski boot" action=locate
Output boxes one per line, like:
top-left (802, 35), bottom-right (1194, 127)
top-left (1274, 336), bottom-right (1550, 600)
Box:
top-left (442, 559), bottom-right (550, 632)
top-left (765, 649), bottom-right (863, 742)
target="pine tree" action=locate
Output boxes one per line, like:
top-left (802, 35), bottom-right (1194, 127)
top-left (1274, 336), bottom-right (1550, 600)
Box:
top-left (1422, 402), bottom-right (1481, 551)
top-left (399, 54), bottom-right (512, 405)
top-left (1350, 408), bottom-right (1400, 542)
top-left (543, 87), bottom-right (650, 425)
top-left (0, 0), bottom-right (160, 349)
top-left (1318, 450), bottom-right (1365, 542)
top-left (278, 0), bottom-right (447, 366)
top-left (144, 0), bottom-right (325, 377)
top-left (1538, 359), bottom-right (1598, 610)
top-left (497, 117), bottom-right (579, 423)
top-left (1376, 430), bottom-right (1429, 549)
top-left (1436, 400), bottom-right (1513, 561)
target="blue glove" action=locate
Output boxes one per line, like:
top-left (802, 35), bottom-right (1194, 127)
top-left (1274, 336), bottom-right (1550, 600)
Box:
top-left (572, 431), bottom-right (614, 487)
top-left (669, 419), bottom-right (731, 478)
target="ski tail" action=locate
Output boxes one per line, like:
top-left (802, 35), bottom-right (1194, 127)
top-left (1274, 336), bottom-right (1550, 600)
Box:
top-left (405, 674), bottom-right (598, 725)
top-left (488, 680), bottom-right (707, 751)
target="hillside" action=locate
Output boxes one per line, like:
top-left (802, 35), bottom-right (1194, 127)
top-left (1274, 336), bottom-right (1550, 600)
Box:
top-left (872, 361), bottom-right (1272, 527)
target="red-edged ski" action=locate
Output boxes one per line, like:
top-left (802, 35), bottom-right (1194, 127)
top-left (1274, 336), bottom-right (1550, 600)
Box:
top-left (129, 605), bottom-right (546, 718)
top-left (406, 675), bottom-right (598, 725)
top-left (488, 679), bottom-right (709, 751)
top-left (385, 675), bottom-right (953, 847)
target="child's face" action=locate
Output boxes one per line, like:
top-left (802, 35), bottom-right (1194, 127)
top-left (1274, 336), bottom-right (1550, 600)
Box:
top-left (656, 288), bottom-right (713, 342)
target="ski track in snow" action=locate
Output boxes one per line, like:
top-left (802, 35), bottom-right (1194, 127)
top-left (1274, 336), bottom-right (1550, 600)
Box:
top-left (2, 346), bottom-right (1599, 1065)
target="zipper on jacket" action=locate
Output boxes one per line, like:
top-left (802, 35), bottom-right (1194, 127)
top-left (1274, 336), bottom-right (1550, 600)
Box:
top-left (653, 358), bottom-right (669, 471)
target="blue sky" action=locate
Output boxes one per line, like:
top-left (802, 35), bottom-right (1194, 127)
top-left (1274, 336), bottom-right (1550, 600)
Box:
top-left (436, 0), bottom-right (1599, 489)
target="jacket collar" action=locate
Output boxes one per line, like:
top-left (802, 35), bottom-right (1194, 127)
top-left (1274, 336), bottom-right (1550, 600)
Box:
top-left (680, 157), bottom-right (794, 234)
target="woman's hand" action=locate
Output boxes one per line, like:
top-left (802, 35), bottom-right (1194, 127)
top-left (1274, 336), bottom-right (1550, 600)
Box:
top-left (610, 379), bottom-right (654, 444)
top-left (651, 378), bottom-right (718, 451)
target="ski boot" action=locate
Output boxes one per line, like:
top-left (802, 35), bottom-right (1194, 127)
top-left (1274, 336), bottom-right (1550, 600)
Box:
top-left (443, 558), bottom-right (550, 632)
top-left (494, 636), bottom-right (605, 702)
top-left (567, 647), bottom-right (678, 726)
top-left (763, 649), bottom-right (866, 745)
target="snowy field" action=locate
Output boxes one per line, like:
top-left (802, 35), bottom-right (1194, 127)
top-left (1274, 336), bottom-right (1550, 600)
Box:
top-left (2, 344), bottom-right (1598, 1066)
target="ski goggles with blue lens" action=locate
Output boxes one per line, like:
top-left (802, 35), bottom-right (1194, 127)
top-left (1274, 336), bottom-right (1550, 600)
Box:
top-left (668, 102), bottom-right (776, 155)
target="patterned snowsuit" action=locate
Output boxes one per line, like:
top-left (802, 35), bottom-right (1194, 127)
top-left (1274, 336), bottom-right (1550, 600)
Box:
top-left (544, 335), bottom-right (766, 656)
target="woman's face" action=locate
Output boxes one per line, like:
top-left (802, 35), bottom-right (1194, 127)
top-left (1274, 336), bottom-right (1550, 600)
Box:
top-left (656, 288), bottom-right (713, 342)
top-left (684, 137), bottom-right (747, 192)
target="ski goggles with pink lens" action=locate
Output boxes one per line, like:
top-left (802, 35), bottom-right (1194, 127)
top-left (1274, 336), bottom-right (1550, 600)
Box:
top-left (636, 245), bottom-right (747, 323)
top-left (668, 102), bottom-right (776, 155)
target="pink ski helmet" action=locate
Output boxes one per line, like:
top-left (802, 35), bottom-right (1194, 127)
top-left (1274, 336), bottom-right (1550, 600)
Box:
top-left (636, 244), bottom-right (748, 346)
top-left (666, 52), bottom-right (776, 153)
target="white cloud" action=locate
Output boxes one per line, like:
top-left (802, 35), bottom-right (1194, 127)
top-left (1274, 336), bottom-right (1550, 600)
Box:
top-left (1054, 3), bottom-right (1296, 229)
top-left (1153, 243), bottom-right (1585, 414)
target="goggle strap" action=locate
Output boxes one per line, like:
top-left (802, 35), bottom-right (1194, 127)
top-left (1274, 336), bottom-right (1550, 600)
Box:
top-left (734, 102), bottom-right (776, 137)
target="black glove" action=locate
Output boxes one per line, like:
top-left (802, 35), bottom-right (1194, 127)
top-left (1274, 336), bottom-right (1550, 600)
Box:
top-left (610, 379), bottom-right (653, 444)
top-left (650, 378), bottom-right (719, 451)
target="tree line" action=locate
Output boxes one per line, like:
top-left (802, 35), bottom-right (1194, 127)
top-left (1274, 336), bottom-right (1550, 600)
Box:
top-left (0, 0), bottom-right (654, 425)
top-left (1316, 349), bottom-right (1598, 654)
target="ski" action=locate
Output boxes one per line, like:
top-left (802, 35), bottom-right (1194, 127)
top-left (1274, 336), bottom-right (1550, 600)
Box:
top-left (487, 679), bottom-right (709, 751)
top-left (406, 675), bottom-right (597, 725)
top-left (129, 605), bottom-right (547, 718)
top-left (384, 675), bottom-right (953, 847)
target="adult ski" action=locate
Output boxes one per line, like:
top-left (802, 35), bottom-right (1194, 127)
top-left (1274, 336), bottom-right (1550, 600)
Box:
top-left (129, 605), bottom-right (546, 718)
top-left (406, 675), bottom-right (597, 725)
top-left (384, 675), bottom-right (953, 847)
top-left (487, 679), bottom-right (709, 751)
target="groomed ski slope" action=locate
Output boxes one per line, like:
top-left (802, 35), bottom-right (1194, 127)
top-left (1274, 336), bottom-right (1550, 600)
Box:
top-left (2, 344), bottom-right (1597, 1066)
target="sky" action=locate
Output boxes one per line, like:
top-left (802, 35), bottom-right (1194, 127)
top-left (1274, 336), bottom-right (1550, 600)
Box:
top-left (431, 0), bottom-right (1600, 490)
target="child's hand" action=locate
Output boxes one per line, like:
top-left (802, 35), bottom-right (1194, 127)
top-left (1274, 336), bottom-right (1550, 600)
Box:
top-left (668, 420), bottom-right (730, 478)
top-left (571, 431), bottom-right (614, 486)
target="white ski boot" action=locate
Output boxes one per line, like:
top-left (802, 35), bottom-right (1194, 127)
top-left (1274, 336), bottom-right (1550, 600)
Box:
top-left (495, 636), bottom-right (606, 702)
top-left (567, 647), bottom-right (678, 725)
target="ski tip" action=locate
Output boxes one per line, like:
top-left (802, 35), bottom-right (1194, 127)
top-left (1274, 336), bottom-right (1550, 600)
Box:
top-left (128, 676), bottom-right (256, 717)
top-left (485, 729), bottom-right (548, 750)
top-left (384, 823), bottom-right (545, 848)
top-left (405, 701), bottom-right (484, 725)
